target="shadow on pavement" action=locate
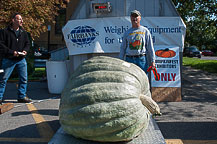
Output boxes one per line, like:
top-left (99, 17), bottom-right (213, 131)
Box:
top-left (157, 121), bottom-right (217, 140)
top-left (3, 82), bottom-right (60, 102)
top-left (182, 79), bottom-right (217, 102)
top-left (11, 109), bottom-right (59, 117)
top-left (0, 120), bottom-right (60, 144)
top-left (156, 78), bottom-right (217, 140)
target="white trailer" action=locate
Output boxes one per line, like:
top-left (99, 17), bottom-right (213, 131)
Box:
top-left (60, 0), bottom-right (186, 102)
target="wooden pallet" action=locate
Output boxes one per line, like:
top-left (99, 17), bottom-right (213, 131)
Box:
top-left (152, 87), bottom-right (182, 102)
top-left (0, 103), bottom-right (14, 114)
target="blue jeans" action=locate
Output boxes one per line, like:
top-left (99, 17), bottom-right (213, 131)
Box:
top-left (0, 58), bottom-right (28, 100)
top-left (126, 56), bottom-right (149, 74)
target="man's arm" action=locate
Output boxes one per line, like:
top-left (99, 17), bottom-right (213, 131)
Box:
top-left (0, 29), bottom-right (14, 55)
top-left (146, 30), bottom-right (156, 69)
top-left (146, 31), bottom-right (155, 69)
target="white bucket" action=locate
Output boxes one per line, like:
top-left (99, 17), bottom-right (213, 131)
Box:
top-left (46, 61), bottom-right (69, 94)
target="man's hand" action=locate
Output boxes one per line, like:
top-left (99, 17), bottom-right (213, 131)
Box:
top-left (18, 51), bottom-right (27, 56)
top-left (151, 62), bottom-right (156, 70)
top-left (22, 51), bottom-right (27, 56)
top-left (13, 51), bottom-right (19, 57)
top-left (14, 51), bottom-right (27, 57)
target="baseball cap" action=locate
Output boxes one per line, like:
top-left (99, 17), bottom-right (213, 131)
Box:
top-left (131, 10), bottom-right (141, 16)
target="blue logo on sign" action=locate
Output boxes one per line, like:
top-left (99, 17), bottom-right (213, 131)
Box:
top-left (68, 26), bottom-right (99, 46)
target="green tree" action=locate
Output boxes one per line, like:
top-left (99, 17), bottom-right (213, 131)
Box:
top-left (0, 0), bottom-right (70, 79)
top-left (172, 0), bottom-right (217, 52)
top-left (0, 0), bottom-right (69, 39)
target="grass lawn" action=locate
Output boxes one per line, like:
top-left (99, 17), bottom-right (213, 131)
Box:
top-left (8, 68), bottom-right (46, 81)
top-left (183, 57), bottom-right (217, 73)
top-left (30, 68), bottom-right (46, 80)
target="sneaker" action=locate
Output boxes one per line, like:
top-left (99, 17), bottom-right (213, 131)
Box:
top-left (17, 97), bottom-right (32, 103)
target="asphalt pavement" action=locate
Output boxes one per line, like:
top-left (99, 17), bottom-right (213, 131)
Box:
top-left (0, 66), bottom-right (216, 144)
top-left (0, 82), bottom-right (61, 144)
top-left (200, 55), bottom-right (217, 60)
top-left (155, 66), bottom-right (217, 143)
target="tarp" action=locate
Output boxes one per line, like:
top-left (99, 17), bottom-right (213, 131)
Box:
top-left (62, 17), bottom-right (186, 55)
top-left (62, 16), bottom-right (186, 88)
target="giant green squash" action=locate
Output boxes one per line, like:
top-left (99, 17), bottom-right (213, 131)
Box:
top-left (59, 56), bottom-right (155, 142)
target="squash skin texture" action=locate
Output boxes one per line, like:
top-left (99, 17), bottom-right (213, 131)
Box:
top-left (59, 56), bottom-right (151, 142)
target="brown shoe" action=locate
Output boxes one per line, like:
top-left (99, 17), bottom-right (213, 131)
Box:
top-left (17, 97), bottom-right (32, 103)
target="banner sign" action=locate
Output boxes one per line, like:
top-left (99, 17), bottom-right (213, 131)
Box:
top-left (151, 46), bottom-right (181, 87)
top-left (62, 17), bottom-right (186, 55)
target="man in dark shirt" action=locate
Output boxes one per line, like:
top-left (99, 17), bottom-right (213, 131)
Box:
top-left (0, 13), bottom-right (32, 104)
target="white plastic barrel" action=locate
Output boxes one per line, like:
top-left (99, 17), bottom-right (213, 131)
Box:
top-left (46, 61), bottom-right (69, 94)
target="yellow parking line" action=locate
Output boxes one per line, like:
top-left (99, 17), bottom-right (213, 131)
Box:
top-left (166, 139), bottom-right (217, 144)
top-left (26, 103), bottom-right (54, 139)
top-left (166, 139), bottom-right (184, 144)
top-left (0, 103), bottom-right (54, 143)
top-left (0, 84), bottom-right (54, 143)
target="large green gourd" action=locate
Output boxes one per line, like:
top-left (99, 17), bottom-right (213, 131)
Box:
top-left (59, 56), bottom-right (151, 142)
